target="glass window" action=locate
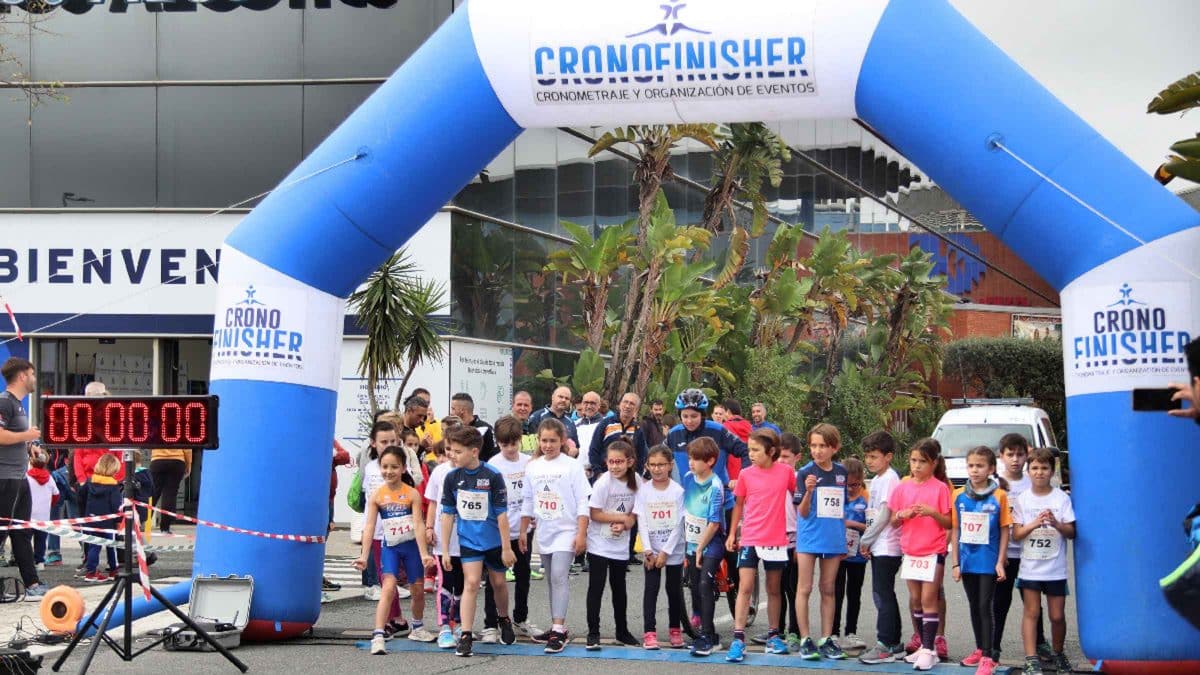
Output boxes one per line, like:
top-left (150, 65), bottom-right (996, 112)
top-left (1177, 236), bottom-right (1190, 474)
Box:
top-left (158, 4), bottom-right (302, 80)
top-left (302, 3), bottom-right (450, 79)
top-left (30, 10), bottom-right (155, 82)
top-left (302, 83), bottom-right (378, 155)
top-left (449, 214), bottom-right (514, 342)
top-left (0, 94), bottom-right (30, 207)
top-left (510, 228), bottom-right (556, 345)
top-left (593, 154), bottom-right (630, 227)
top-left (514, 129), bottom-right (557, 233)
top-left (31, 87), bottom-right (156, 207)
top-left (454, 141), bottom-right (516, 222)
top-left (556, 131), bottom-right (594, 232)
top-left (157, 86), bottom-right (302, 207)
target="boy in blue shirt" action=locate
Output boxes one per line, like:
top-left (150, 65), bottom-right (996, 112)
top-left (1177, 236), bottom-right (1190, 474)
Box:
top-left (440, 426), bottom-right (516, 657)
top-left (681, 437), bottom-right (725, 657)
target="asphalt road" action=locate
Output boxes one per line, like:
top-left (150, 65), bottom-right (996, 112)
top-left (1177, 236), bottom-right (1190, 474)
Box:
top-left (35, 527), bottom-right (1086, 675)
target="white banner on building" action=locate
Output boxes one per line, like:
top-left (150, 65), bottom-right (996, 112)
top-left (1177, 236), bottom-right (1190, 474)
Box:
top-left (447, 340), bottom-right (513, 425)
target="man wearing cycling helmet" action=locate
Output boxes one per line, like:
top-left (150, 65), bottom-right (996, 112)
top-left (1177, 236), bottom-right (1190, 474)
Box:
top-left (666, 389), bottom-right (748, 507)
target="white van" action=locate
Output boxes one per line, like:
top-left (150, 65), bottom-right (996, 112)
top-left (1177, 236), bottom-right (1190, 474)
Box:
top-left (931, 399), bottom-right (1062, 487)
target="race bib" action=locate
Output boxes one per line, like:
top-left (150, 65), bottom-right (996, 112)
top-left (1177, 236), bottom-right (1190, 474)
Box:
top-left (816, 486), bottom-right (843, 519)
top-left (865, 508), bottom-right (878, 529)
top-left (755, 545), bottom-right (789, 562)
top-left (506, 474), bottom-right (525, 506)
top-left (382, 515), bottom-right (416, 546)
top-left (684, 513), bottom-right (707, 545)
top-left (647, 502), bottom-right (675, 532)
top-left (535, 489), bottom-right (563, 521)
top-left (1023, 527), bottom-right (1061, 561)
top-left (846, 528), bottom-right (861, 556)
top-left (960, 511), bottom-right (990, 546)
top-left (901, 553), bottom-right (937, 582)
top-left (457, 490), bottom-right (489, 521)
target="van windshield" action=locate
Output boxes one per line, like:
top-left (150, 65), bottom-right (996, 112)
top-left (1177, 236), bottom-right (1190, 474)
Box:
top-left (933, 424), bottom-right (1035, 458)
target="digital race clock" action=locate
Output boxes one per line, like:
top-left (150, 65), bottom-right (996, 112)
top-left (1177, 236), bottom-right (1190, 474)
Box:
top-left (40, 396), bottom-right (219, 449)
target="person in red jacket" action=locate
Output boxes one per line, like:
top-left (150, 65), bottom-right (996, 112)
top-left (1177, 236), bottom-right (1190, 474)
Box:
top-left (721, 399), bottom-right (752, 490)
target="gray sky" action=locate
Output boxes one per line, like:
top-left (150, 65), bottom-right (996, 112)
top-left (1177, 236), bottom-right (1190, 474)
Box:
top-left (949, 0), bottom-right (1200, 190)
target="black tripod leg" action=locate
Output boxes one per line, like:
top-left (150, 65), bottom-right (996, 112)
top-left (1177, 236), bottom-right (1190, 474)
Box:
top-left (149, 585), bottom-right (248, 672)
top-left (52, 576), bottom-right (123, 672)
top-left (75, 577), bottom-right (124, 675)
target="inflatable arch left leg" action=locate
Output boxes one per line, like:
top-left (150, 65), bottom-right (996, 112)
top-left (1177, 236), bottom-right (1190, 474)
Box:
top-left (201, 3), bottom-right (1199, 669)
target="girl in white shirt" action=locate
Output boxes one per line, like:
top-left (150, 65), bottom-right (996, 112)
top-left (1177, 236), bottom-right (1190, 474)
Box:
top-left (636, 445), bottom-right (686, 650)
top-left (584, 440), bottom-right (642, 650)
top-left (520, 418), bottom-right (591, 654)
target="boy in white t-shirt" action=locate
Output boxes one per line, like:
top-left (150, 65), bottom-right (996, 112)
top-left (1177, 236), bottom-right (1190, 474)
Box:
top-left (26, 448), bottom-right (59, 569)
top-left (1012, 448), bottom-right (1075, 675)
top-left (994, 433), bottom-right (1049, 665)
top-left (483, 417), bottom-right (539, 641)
top-left (857, 431), bottom-right (904, 664)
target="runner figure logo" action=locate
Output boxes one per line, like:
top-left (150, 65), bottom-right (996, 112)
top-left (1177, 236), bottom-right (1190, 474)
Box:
top-left (626, 0), bottom-right (711, 37)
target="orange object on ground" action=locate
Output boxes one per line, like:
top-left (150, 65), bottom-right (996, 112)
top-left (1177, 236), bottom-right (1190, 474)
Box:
top-left (41, 585), bottom-right (85, 634)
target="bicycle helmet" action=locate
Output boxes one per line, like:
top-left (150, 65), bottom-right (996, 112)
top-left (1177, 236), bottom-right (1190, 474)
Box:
top-left (675, 388), bottom-right (709, 412)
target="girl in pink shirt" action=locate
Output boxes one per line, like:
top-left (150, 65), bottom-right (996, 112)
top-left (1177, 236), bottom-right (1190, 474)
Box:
top-left (889, 438), bottom-right (952, 671)
top-left (724, 429), bottom-right (796, 660)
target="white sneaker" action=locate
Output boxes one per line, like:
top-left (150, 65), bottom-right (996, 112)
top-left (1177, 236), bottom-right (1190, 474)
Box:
top-left (905, 648), bottom-right (923, 664)
top-left (409, 627), bottom-right (438, 643)
top-left (480, 627), bottom-right (499, 644)
top-left (843, 633), bottom-right (867, 651)
top-left (515, 621), bottom-right (540, 638)
top-left (914, 648), bottom-right (938, 671)
top-left (35, 563), bottom-right (44, 571)
top-left (364, 585), bottom-right (381, 601)
top-left (320, 592), bottom-right (333, 604)
top-left (396, 585), bottom-right (411, 599)
top-left (370, 634), bottom-right (387, 655)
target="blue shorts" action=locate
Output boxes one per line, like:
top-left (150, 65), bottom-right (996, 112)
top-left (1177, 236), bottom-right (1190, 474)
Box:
top-left (380, 540), bottom-right (425, 583)
top-left (1016, 578), bottom-right (1069, 597)
top-left (736, 546), bottom-right (790, 571)
top-left (460, 545), bottom-right (507, 573)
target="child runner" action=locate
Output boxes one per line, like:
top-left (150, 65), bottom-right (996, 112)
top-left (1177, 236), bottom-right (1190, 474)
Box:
top-left (355, 446), bottom-right (437, 655)
top-left (26, 447), bottom-right (59, 570)
top-left (585, 440), bottom-right (641, 650)
top-left (950, 446), bottom-right (1011, 675)
top-left (636, 445), bottom-right (686, 650)
top-left (858, 430), bottom-right (905, 665)
top-left (521, 418), bottom-right (591, 654)
top-left (835, 457), bottom-right (869, 653)
top-left (78, 453), bottom-right (122, 582)
top-left (724, 428), bottom-right (795, 662)
top-left (1011, 448), bottom-right (1075, 675)
top-left (753, 433), bottom-right (801, 651)
top-left (483, 416), bottom-right (540, 641)
top-left (425, 440), bottom-right (463, 649)
top-left (992, 433), bottom-right (1050, 665)
top-left (794, 423), bottom-right (849, 660)
top-left (440, 426), bottom-right (516, 657)
top-left (889, 438), bottom-right (952, 671)
top-left (681, 437), bottom-right (725, 657)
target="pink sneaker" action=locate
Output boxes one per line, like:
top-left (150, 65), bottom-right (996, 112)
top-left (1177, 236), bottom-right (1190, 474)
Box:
top-left (975, 656), bottom-right (997, 675)
top-left (961, 648), bottom-right (984, 667)
top-left (643, 632), bottom-right (659, 650)
top-left (935, 635), bottom-right (949, 661)
top-left (669, 628), bottom-right (684, 648)
top-left (905, 632), bottom-right (921, 654)
top-left (914, 648), bottom-right (938, 671)
top-left (690, 615), bottom-right (701, 631)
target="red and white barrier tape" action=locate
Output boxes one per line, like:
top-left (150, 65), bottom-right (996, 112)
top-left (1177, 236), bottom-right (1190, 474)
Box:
top-left (1, 294), bottom-right (22, 342)
top-left (125, 500), bottom-right (152, 600)
top-left (131, 500), bottom-right (327, 544)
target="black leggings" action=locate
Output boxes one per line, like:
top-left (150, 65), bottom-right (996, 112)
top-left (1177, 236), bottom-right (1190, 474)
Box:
top-left (644, 563), bottom-right (685, 632)
top-left (689, 555), bottom-right (722, 639)
top-left (485, 534), bottom-right (532, 627)
top-left (777, 549), bottom-right (800, 634)
top-left (993, 557), bottom-right (1044, 658)
top-left (963, 572), bottom-right (997, 654)
top-left (586, 553), bottom-right (630, 634)
top-left (834, 560), bottom-right (867, 636)
top-left (0, 479), bottom-right (36, 587)
top-left (149, 459), bottom-right (186, 532)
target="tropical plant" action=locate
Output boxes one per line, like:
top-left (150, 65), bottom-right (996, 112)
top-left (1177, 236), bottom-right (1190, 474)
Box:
top-left (1148, 70), bottom-right (1200, 185)
top-left (347, 249), bottom-right (448, 415)
top-left (544, 219), bottom-right (634, 354)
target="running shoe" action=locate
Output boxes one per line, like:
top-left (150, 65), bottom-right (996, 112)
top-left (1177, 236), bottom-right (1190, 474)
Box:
top-left (437, 628), bottom-right (456, 649)
top-left (961, 648), bottom-right (984, 667)
top-left (859, 641), bottom-right (898, 664)
top-left (765, 635), bottom-right (789, 655)
top-left (384, 620), bottom-right (410, 639)
top-left (725, 638), bottom-right (745, 662)
top-left (408, 627), bottom-right (438, 643)
top-left (370, 634), bottom-right (387, 655)
top-left (456, 632), bottom-right (473, 657)
top-left (842, 633), bottom-right (867, 651)
top-left (614, 629), bottom-right (640, 647)
top-left (396, 585), bottom-right (411, 599)
top-left (529, 567), bottom-right (545, 581)
top-left (530, 629), bottom-right (552, 644)
top-left (84, 571), bottom-right (106, 583)
top-left (799, 636), bottom-right (820, 660)
top-left (643, 632), bottom-right (659, 650)
top-left (750, 630), bottom-right (770, 645)
top-left (480, 627), bottom-right (498, 644)
top-left (505, 568), bottom-right (516, 582)
top-left (586, 633), bottom-right (601, 650)
top-left (364, 585), bottom-right (381, 601)
top-left (45, 552), bottom-right (62, 566)
top-left (515, 621), bottom-right (541, 638)
top-left (320, 592), bottom-right (333, 604)
top-left (905, 632), bottom-right (921, 654)
top-left (976, 656), bottom-right (997, 675)
top-left (1037, 642), bottom-right (1054, 664)
top-left (423, 577), bottom-right (435, 593)
top-left (785, 633), bottom-right (802, 652)
top-left (690, 634), bottom-right (713, 657)
top-left (544, 630), bottom-right (568, 654)
top-left (935, 635), bottom-right (949, 661)
top-left (322, 577), bottom-right (341, 592)
top-left (499, 618), bottom-right (516, 646)
top-left (23, 584), bottom-right (47, 601)
top-left (1052, 652), bottom-right (1073, 673)
top-left (819, 636), bottom-right (847, 660)
top-left (669, 627), bottom-right (684, 649)
top-left (1024, 656), bottom-right (1044, 675)
top-left (915, 647), bottom-right (938, 671)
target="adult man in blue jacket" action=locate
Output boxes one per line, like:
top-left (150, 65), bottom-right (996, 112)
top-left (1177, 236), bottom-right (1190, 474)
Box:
top-left (666, 389), bottom-right (748, 501)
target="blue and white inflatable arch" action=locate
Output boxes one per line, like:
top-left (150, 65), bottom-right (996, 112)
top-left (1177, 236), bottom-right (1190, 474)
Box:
top-left (199, 0), bottom-right (1199, 669)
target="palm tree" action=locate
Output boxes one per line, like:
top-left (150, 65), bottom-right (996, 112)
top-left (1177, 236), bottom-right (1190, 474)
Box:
top-left (347, 249), bottom-right (448, 415)
top-left (1148, 71), bottom-right (1200, 184)
top-left (544, 219), bottom-right (634, 354)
